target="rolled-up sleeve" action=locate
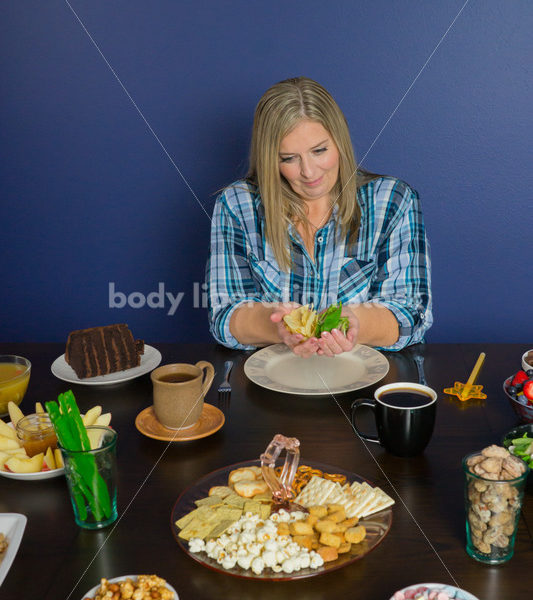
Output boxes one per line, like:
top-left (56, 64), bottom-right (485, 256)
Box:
top-left (366, 182), bottom-right (432, 351)
top-left (206, 191), bottom-right (261, 350)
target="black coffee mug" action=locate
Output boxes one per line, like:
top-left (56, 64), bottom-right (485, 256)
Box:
top-left (351, 382), bottom-right (437, 457)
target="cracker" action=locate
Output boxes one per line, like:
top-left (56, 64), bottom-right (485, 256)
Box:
top-left (259, 503), bottom-right (272, 520)
top-left (319, 532), bottom-right (342, 548)
top-left (206, 519), bottom-right (237, 540)
top-left (289, 521), bottom-right (314, 536)
top-left (195, 496), bottom-right (224, 507)
top-left (214, 506), bottom-right (243, 521)
top-left (234, 479), bottom-right (269, 498)
top-left (208, 485), bottom-right (233, 498)
top-left (175, 505), bottom-right (213, 529)
top-left (345, 525), bottom-right (366, 544)
top-left (243, 501), bottom-right (262, 515)
top-left (228, 467), bottom-right (258, 485)
top-left (315, 519), bottom-right (336, 533)
top-left (252, 492), bottom-right (273, 502)
top-left (295, 476), bottom-right (336, 506)
top-left (223, 494), bottom-right (247, 508)
top-left (292, 535), bottom-right (314, 550)
top-left (179, 518), bottom-right (214, 540)
top-left (317, 545), bottom-right (338, 562)
top-left (359, 488), bottom-right (395, 517)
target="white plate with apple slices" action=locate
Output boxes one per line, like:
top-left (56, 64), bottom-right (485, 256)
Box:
top-left (0, 403), bottom-right (110, 481)
top-left (0, 422), bottom-right (65, 480)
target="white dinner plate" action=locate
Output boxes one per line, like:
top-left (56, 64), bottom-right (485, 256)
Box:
top-left (244, 343), bottom-right (389, 395)
top-left (0, 513), bottom-right (27, 586)
top-left (82, 575), bottom-right (178, 599)
top-left (51, 344), bottom-right (162, 386)
top-left (390, 583), bottom-right (480, 599)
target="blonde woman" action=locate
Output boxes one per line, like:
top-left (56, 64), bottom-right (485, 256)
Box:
top-left (206, 77), bottom-right (432, 357)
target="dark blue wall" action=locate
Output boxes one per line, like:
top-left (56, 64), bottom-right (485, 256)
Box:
top-left (1, 1), bottom-right (532, 344)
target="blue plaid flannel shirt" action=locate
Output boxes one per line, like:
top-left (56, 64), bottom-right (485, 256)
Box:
top-left (206, 177), bottom-right (432, 351)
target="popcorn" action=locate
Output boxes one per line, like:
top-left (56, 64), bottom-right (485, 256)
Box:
top-left (188, 510), bottom-right (324, 576)
top-left (221, 555), bottom-right (238, 570)
top-left (310, 552), bottom-right (324, 569)
top-left (262, 550), bottom-right (277, 568)
top-left (251, 557), bottom-right (265, 575)
top-left (299, 554), bottom-right (311, 569)
top-left (237, 554), bottom-right (254, 570)
top-left (189, 538), bottom-right (205, 553)
top-left (281, 557), bottom-right (296, 573)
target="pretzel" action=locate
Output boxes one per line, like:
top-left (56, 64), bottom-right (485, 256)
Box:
top-left (323, 473), bottom-right (347, 485)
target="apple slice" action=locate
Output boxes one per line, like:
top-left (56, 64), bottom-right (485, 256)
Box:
top-left (8, 402), bottom-right (24, 428)
top-left (0, 419), bottom-right (18, 441)
top-left (44, 446), bottom-right (56, 470)
top-left (35, 402), bottom-right (45, 414)
top-left (54, 448), bottom-right (64, 468)
top-left (87, 428), bottom-right (105, 450)
top-left (0, 450), bottom-right (24, 471)
top-left (82, 405), bottom-right (102, 427)
top-left (0, 436), bottom-right (21, 450)
top-left (94, 413), bottom-right (111, 427)
top-left (6, 453), bottom-right (44, 473)
top-left (3, 447), bottom-right (28, 456)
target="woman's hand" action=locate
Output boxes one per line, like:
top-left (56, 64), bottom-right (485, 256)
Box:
top-left (316, 307), bottom-right (359, 357)
top-left (270, 304), bottom-right (320, 358)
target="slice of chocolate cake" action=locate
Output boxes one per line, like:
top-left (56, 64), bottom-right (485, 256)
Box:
top-left (65, 324), bottom-right (144, 379)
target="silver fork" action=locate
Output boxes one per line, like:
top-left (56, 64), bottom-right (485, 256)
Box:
top-left (217, 360), bottom-right (233, 408)
top-left (413, 354), bottom-right (427, 387)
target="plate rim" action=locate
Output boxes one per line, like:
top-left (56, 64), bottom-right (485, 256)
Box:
top-left (170, 458), bottom-right (393, 581)
top-left (51, 344), bottom-right (162, 386)
top-left (244, 343), bottom-right (389, 395)
top-left (0, 465), bottom-right (64, 480)
top-left (390, 582), bottom-right (480, 600)
top-left (81, 574), bottom-right (178, 600)
top-left (135, 404), bottom-right (225, 442)
top-left (0, 513), bottom-right (27, 586)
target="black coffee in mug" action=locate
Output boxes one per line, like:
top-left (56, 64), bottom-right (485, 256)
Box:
top-left (378, 389), bottom-right (434, 408)
top-left (351, 383), bottom-right (437, 457)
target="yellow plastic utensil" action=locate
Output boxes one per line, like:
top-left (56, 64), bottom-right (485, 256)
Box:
top-left (444, 352), bottom-right (487, 401)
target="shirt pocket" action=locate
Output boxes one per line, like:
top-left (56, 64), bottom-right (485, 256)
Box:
top-left (338, 257), bottom-right (375, 299)
top-left (248, 253), bottom-right (282, 300)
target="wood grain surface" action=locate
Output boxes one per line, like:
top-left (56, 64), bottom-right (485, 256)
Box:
top-left (1, 342), bottom-right (531, 600)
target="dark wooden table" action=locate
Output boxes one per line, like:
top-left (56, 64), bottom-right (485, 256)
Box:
top-left (1, 343), bottom-right (532, 600)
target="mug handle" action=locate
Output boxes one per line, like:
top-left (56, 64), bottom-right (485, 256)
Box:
top-left (196, 361), bottom-right (215, 397)
top-left (350, 399), bottom-right (380, 443)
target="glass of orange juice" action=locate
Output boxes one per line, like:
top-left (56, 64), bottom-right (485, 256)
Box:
top-left (0, 355), bottom-right (31, 416)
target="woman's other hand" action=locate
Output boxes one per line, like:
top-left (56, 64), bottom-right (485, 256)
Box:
top-left (316, 307), bottom-right (359, 357)
top-left (270, 304), bottom-right (320, 358)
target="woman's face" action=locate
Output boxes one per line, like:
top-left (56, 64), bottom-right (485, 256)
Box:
top-left (278, 120), bottom-right (340, 204)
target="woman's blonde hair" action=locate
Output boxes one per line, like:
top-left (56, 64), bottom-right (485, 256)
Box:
top-left (247, 77), bottom-right (364, 271)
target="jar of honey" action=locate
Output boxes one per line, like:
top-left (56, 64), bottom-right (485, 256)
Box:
top-left (16, 414), bottom-right (57, 457)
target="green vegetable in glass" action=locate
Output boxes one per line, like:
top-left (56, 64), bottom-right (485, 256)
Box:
top-left (46, 391), bottom-right (112, 522)
top-left (315, 302), bottom-right (350, 337)
top-left (506, 433), bottom-right (533, 468)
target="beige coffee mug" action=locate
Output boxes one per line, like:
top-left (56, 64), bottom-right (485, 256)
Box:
top-left (151, 361), bottom-right (215, 429)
